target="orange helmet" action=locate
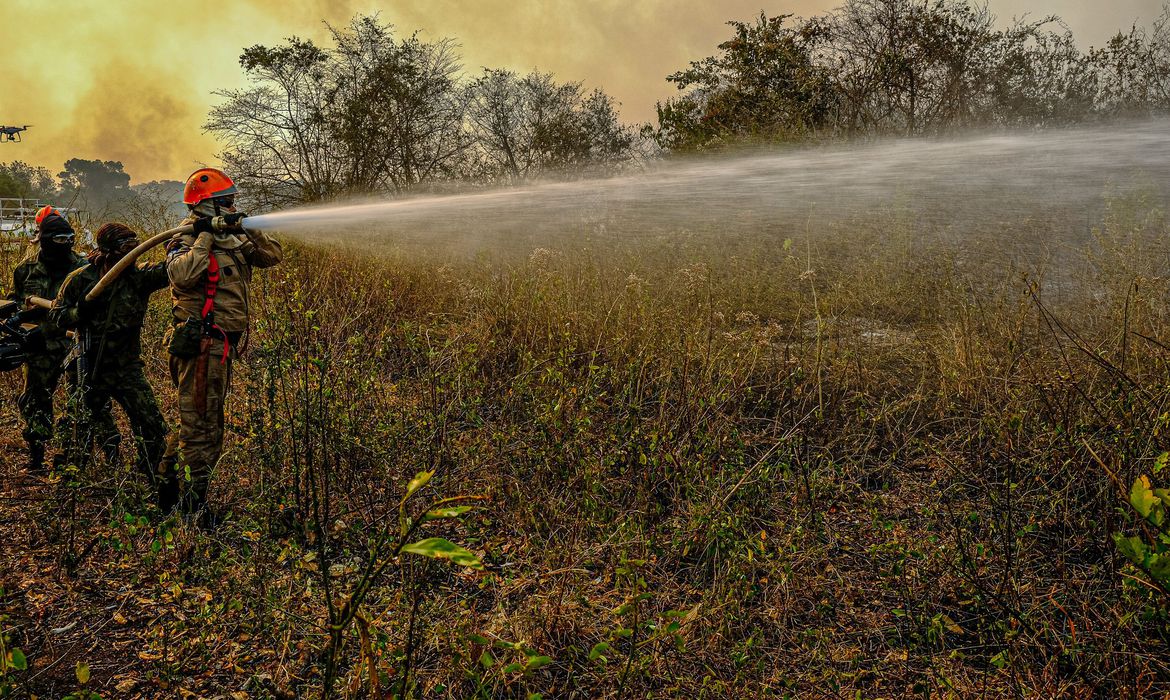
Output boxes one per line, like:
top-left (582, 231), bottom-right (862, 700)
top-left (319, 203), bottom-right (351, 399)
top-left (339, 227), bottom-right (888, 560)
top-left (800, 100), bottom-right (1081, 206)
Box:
top-left (34, 205), bottom-right (62, 227)
top-left (183, 168), bottom-right (239, 206)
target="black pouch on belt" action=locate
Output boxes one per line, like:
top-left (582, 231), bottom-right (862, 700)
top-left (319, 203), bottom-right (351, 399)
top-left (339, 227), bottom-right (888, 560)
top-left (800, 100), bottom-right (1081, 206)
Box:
top-left (167, 317), bottom-right (205, 359)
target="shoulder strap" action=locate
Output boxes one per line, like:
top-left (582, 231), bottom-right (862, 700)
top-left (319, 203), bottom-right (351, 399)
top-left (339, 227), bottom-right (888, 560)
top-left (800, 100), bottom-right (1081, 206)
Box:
top-left (201, 253), bottom-right (220, 321)
top-left (201, 254), bottom-right (229, 364)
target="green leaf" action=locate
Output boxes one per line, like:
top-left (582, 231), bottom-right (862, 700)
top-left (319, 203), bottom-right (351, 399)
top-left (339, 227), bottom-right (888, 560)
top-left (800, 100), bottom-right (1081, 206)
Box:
top-left (589, 642), bottom-right (611, 661)
top-left (403, 471), bottom-right (434, 501)
top-left (9, 648), bottom-right (27, 671)
top-left (76, 661), bottom-right (90, 685)
top-left (422, 506), bottom-right (473, 523)
top-left (524, 656), bottom-right (553, 673)
top-left (501, 662), bottom-right (523, 674)
top-left (990, 650), bottom-right (1009, 669)
top-left (1131, 476), bottom-right (1160, 519)
top-left (1147, 554), bottom-right (1170, 584)
top-left (1115, 534), bottom-right (1148, 565)
top-left (1154, 452), bottom-right (1168, 474)
top-left (401, 538), bottom-right (484, 570)
top-left (478, 650), bottom-right (495, 670)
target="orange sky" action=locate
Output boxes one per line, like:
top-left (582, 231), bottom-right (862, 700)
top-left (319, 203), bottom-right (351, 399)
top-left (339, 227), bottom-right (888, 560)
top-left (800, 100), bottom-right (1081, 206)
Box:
top-left (2, 0), bottom-right (1163, 182)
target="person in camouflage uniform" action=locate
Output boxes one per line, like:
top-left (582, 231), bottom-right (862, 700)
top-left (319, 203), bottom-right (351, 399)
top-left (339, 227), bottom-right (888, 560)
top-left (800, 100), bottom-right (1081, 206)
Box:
top-left (10, 207), bottom-right (118, 471)
top-left (50, 223), bottom-right (169, 501)
top-left (161, 168), bottom-right (282, 524)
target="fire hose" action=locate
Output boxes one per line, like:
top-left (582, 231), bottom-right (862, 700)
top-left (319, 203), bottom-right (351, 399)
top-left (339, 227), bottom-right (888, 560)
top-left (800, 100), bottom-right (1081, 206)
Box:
top-left (84, 226), bottom-right (188, 302)
top-left (19, 224), bottom-right (196, 309)
top-left (84, 215), bottom-right (246, 302)
top-left (11, 218), bottom-right (246, 370)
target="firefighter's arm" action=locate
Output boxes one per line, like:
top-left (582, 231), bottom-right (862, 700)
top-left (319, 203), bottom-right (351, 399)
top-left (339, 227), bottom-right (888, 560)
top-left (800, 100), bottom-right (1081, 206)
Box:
top-left (15, 268), bottom-right (48, 322)
top-left (7, 266), bottom-right (23, 304)
top-left (166, 232), bottom-right (214, 289)
top-left (47, 273), bottom-right (83, 331)
top-left (139, 261), bottom-right (170, 293)
top-left (243, 228), bottom-right (283, 268)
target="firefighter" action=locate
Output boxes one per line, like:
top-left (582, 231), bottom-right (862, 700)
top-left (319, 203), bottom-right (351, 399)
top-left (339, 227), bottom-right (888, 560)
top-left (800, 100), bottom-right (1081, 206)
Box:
top-left (160, 168), bottom-right (282, 525)
top-left (10, 207), bottom-right (118, 471)
top-left (50, 223), bottom-right (168, 499)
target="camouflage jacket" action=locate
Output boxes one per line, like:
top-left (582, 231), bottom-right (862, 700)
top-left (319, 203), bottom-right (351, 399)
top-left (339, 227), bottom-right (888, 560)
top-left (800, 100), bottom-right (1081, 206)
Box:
top-left (166, 217), bottom-right (282, 334)
top-left (50, 262), bottom-right (169, 370)
top-left (9, 249), bottom-right (87, 355)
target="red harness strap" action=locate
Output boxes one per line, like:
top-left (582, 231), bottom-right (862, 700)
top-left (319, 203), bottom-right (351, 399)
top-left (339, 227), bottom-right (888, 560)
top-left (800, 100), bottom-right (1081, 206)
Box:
top-left (201, 254), bottom-right (230, 364)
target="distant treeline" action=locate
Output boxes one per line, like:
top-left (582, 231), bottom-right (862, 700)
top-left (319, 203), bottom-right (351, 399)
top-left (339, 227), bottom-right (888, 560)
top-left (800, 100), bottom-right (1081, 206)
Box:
top-left (0, 158), bottom-right (184, 231)
top-left (656, 0), bottom-right (1170, 149)
top-left (5, 0), bottom-right (1169, 209)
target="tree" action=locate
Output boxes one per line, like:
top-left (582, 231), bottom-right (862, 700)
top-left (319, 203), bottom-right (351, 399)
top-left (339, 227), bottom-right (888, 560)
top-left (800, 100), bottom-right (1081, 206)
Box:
top-left (208, 36), bottom-right (337, 208)
top-left (1088, 9), bottom-right (1170, 119)
top-left (654, 13), bottom-right (838, 150)
top-left (57, 159), bottom-right (132, 213)
top-left (980, 20), bottom-right (1096, 127)
top-left (328, 18), bottom-right (471, 192)
top-left (0, 162), bottom-right (56, 200)
top-left (653, 1), bottom-right (1170, 148)
top-left (467, 69), bottom-right (637, 181)
top-left (209, 15), bottom-right (473, 208)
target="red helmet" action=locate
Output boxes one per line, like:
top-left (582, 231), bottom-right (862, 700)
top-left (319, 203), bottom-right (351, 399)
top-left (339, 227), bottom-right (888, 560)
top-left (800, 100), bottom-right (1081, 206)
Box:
top-left (34, 205), bottom-right (61, 227)
top-left (183, 168), bottom-right (239, 206)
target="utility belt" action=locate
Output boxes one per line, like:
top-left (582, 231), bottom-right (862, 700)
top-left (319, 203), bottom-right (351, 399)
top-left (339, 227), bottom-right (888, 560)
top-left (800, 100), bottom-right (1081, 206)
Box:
top-left (166, 253), bottom-right (238, 362)
top-left (167, 316), bottom-right (241, 359)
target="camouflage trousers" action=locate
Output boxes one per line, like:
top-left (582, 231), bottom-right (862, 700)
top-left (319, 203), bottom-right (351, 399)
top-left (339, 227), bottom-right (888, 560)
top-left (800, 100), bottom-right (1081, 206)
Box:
top-left (161, 342), bottom-right (233, 510)
top-left (70, 361), bottom-right (167, 480)
top-left (20, 352), bottom-right (119, 454)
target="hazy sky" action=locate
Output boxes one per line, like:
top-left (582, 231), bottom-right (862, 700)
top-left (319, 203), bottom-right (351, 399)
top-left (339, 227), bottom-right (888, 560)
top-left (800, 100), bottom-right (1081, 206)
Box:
top-left (2, 0), bottom-right (1163, 182)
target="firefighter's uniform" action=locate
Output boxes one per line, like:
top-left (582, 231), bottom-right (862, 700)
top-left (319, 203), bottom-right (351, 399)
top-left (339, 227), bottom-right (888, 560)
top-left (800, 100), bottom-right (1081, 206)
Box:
top-left (11, 246), bottom-right (119, 468)
top-left (161, 217), bottom-right (282, 515)
top-left (50, 260), bottom-right (169, 488)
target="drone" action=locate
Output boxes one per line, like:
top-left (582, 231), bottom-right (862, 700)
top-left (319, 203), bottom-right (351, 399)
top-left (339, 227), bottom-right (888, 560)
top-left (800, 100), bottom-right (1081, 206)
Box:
top-left (0, 126), bottom-right (31, 142)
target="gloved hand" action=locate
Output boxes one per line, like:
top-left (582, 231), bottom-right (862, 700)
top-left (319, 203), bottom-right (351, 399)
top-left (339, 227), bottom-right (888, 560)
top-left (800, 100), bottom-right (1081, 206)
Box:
top-left (221, 212), bottom-right (248, 230)
top-left (24, 326), bottom-right (45, 352)
top-left (77, 296), bottom-right (103, 321)
top-left (192, 217), bottom-right (215, 235)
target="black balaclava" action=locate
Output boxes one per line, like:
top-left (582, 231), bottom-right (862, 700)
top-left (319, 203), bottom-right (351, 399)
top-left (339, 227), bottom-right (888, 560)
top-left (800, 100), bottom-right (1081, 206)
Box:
top-left (36, 214), bottom-right (76, 271)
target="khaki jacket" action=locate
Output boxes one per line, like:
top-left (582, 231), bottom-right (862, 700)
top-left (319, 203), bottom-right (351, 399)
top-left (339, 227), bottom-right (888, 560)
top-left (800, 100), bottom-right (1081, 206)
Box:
top-left (166, 219), bottom-right (282, 334)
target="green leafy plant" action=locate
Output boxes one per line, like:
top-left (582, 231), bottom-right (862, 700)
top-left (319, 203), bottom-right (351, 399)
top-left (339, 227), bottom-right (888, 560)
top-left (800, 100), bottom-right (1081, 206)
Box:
top-left (0, 587), bottom-right (26, 699)
top-left (320, 470), bottom-right (484, 698)
top-left (60, 661), bottom-right (101, 699)
top-left (1114, 475), bottom-right (1170, 591)
top-left (460, 633), bottom-right (553, 697)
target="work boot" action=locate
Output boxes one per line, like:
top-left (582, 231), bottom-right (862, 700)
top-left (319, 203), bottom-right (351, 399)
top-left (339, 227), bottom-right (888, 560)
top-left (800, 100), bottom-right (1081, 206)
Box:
top-left (26, 443), bottom-right (45, 473)
top-left (182, 490), bottom-right (222, 531)
top-left (156, 479), bottom-right (180, 516)
top-left (100, 439), bottom-right (121, 466)
top-left (196, 506), bottom-right (223, 532)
